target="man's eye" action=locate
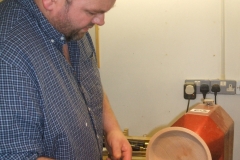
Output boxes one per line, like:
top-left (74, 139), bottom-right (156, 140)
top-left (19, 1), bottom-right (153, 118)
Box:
top-left (88, 12), bottom-right (96, 15)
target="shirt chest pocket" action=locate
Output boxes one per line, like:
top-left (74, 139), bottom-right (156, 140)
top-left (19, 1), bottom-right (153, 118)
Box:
top-left (79, 51), bottom-right (98, 79)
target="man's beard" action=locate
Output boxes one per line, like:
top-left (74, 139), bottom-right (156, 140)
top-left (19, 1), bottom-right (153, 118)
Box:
top-left (64, 24), bottom-right (94, 41)
top-left (65, 29), bottom-right (85, 41)
top-left (51, 7), bottom-right (86, 41)
top-left (53, 18), bottom-right (85, 41)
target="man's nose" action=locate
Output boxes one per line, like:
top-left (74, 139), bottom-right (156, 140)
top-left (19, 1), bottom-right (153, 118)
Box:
top-left (92, 14), bottom-right (105, 26)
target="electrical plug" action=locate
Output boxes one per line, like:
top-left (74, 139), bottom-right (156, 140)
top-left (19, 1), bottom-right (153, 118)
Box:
top-left (184, 83), bottom-right (196, 100)
top-left (184, 83), bottom-right (196, 113)
top-left (200, 84), bottom-right (209, 99)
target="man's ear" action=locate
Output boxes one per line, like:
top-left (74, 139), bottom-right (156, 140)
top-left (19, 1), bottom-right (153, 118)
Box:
top-left (42, 0), bottom-right (56, 11)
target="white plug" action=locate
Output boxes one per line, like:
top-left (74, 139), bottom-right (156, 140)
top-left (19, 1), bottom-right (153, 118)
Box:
top-left (185, 85), bottom-right (195, 94)
top-left (184, 83), bottom-right (196, 100)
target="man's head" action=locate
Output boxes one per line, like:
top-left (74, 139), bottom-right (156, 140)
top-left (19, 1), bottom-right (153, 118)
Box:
top-left (35, 0), bottom-right (116, 41)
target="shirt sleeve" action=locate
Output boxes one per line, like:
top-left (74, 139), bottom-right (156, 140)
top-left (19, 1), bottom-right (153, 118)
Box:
top-left (0, 59), bottom-right (44, 159)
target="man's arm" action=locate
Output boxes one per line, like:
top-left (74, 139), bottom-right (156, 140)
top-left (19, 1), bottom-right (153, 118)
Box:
top-left (0, 59), bottom-right (45, 159)
top-left (102, 92), bottom-right (132, 160)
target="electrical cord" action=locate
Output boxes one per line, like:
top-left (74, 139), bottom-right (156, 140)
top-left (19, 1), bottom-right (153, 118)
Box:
top-left (186, 96), bottom-right (191, 113)
top-left (200, 84), bottom-right (209, 100)
top-left (211, 84), bottom-right (220, 104)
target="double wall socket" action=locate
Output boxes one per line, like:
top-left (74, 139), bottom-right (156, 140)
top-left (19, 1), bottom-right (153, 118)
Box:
top-left (185, 79), bottom-right (210, 94)
top-left (210, 79), bottom-right (236, 95)
top-left (185, 79), bottom-right (236, 95)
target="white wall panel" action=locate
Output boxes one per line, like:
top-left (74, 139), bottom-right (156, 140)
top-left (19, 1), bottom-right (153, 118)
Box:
top-left (99, 0), bottom-right (239, 159)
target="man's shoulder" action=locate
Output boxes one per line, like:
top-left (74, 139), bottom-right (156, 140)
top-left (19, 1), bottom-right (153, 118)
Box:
top-left (0, 4), bottom-right (44, 78)
top-left (0, 1), bottom-right (37, 46)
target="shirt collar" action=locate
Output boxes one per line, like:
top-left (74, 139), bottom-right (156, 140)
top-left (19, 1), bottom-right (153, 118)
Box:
top-left (19, 0), bottom-right (66, 49)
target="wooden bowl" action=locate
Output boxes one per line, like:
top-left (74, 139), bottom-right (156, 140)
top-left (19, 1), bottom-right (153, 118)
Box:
top-left (146, 127), bottom-right (212, 160)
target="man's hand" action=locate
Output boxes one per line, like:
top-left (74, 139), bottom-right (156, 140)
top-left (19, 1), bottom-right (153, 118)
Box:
top-left (105, 129), bottom-right (132, 160)
top-left (102, 92), bottom-right (132, 160)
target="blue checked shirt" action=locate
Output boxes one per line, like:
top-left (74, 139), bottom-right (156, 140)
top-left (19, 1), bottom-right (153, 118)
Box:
top-left (0, 0), bottom-right (103, 159)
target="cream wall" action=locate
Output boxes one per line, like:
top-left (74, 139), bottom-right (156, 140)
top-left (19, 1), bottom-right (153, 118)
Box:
top-left (99, 0), bottom-right (240, 159)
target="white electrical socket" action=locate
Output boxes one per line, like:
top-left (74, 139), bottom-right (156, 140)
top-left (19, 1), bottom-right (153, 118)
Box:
top-left (236, 80), bottom-right (240, 94)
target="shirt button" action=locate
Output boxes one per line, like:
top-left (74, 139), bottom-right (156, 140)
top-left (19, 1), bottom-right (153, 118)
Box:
top-left (50, 39), bottom-right (55, 43)
top-left (85, 122), bottom-right (88, 127)
top-left (60, 36), bottom-right (65, 41)
top-left (97, 134), bottom-right (99, 139)
top-left (88, 107), bottom-right (91, 111)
